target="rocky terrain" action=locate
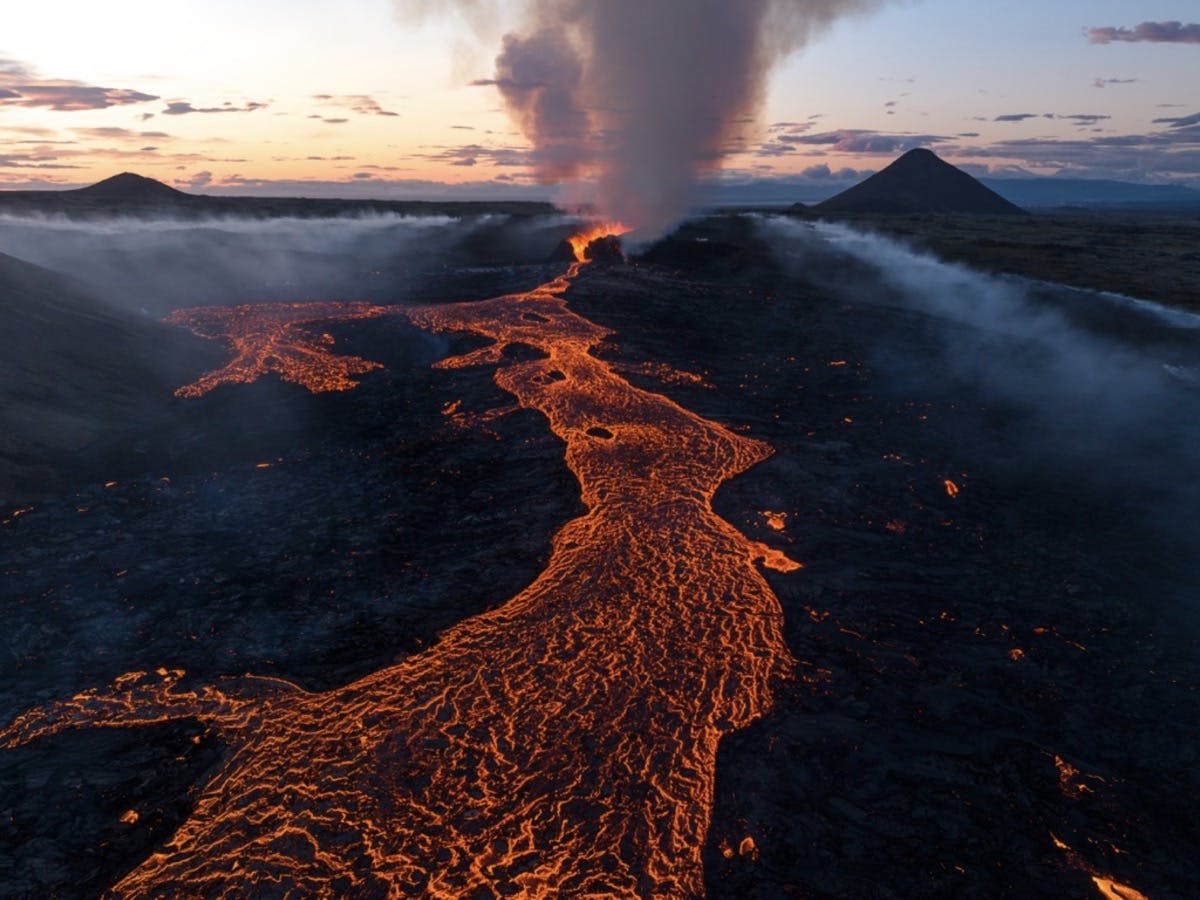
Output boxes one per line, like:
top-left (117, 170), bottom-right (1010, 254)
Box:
top-left (816, 210), bottom-right (1200, 312)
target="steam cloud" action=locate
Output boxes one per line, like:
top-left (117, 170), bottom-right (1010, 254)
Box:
top-left (0, 214), bottom-right (455, 314)
top-left (765, 217), bottom-right (1200, 571)
top-left (407, 0), bottom-right (886, 234)
top-left (0, 213), bottom-right (575, 314)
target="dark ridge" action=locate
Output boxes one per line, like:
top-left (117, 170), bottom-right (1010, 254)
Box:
top-left (548, 239), bottom-right (579, 263)
top-left (816, 148), bottom-right (1026, 216)
top-left (583, 235), bottom-right (625, 265)
top-left (0, 175), bottom-right (558, 220)
top-left (72, 172), bottom-right (186, 201)
top-left (0, 251), bottom-right (223, 501)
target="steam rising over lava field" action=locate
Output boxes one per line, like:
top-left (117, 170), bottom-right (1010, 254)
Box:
top-left (1, 211), bottom-right (1198, 897)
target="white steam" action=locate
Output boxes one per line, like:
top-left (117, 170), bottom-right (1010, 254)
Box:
top-left (764, 216), bottom-right (1200, 544)
top-left (0, 214), bottom-right (472, 314)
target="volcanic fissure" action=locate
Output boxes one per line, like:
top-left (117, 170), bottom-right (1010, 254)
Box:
top-left (1, 240), bottom-right (803, 895)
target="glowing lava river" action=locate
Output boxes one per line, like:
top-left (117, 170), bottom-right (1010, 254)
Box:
top-left (1, 257), bottom-right (802, 896)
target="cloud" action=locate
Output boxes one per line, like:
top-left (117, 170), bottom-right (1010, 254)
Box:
top-left (1093, 77), bottom-right (1138, 88)
top-left (951, 122), bottom-right (1200, 181)
top-left (182, 170), bottom-right (213, 190)
top-left (1152, 112), bottom-right (1200, 128)
top-left (0, 138), bottom-right (256, 177)
top-left (162, 100), bottom-right (269, 116)
top-left (760, 129), bottom-right (951, 156)
top-left (413, 142), bottom-right (531, 168)
top-left (0, 146), bottom-right (88, 170)
top-left (191, 174), bottom-right (553, 201)
top-left (73, 127), bottom-right (172, 141)
top-left (1088, 21), bottom-right (1200, 44)
top-left (0, 125), bottom-right (58, 138)
top-left (1059, 114), bottom-right (1112, 126)
top-left (312, 94), bottom-right (399, 117)
top-left (0, 57), bottom-right (158, 111)
top-left (991, 112), bottom-right (1111, 128)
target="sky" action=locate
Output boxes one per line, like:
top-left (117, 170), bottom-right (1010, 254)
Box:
top-left (1, 0), bottom-right (1197, 198)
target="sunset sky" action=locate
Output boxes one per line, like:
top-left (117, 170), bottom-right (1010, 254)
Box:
top-left (1, 0), bottom-right (1197, 199)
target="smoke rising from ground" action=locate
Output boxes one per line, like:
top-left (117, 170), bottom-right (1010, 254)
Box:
top-left (406, 0), bottom-right (885, 235)
top-left (765, 217), bottom-right (1200, 582)
top-left (0, 213), bottom-right (571, 314)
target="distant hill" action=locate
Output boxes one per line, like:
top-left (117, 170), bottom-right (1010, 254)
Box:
top-left (815, 149), bottom-right (1025, 216)
top-left (982, 177), bottom-right (1200, 210)
top-left (72, 172), bottom-right (186, 202)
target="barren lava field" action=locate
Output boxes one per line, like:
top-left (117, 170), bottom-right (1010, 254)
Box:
top-left (1, 215), bottom-right (1198, 898)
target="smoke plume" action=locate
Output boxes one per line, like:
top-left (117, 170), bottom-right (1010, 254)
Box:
top-left (408, 0), bottom-right (885, 234)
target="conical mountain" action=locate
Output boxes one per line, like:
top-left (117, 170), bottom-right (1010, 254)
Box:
top-left (816, 149), bottom-right (1025, 215)
top-left (72, 172), bottom-right (186, 201)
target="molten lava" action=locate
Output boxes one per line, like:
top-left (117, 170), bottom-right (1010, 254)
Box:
top-left (166, 302), bottom-right (391, 397)
top-left (1092, 876), bottom-right (1149, 900)
top-left (2, 253), bottom-right (801, 895)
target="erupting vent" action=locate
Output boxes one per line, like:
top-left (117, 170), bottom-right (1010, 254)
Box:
top-left (566, 222), bottom-right (630, 262)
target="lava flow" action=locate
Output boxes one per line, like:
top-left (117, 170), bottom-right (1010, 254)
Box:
top-left (2, 246), bottom-right (801, 896)
top-left (166, 301), bottom-right (392, 397)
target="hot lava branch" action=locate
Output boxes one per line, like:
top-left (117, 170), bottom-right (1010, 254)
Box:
top-left (3, 248), bottom-right (801, 895)
top-left (166, 302), bottom-right (392, 397)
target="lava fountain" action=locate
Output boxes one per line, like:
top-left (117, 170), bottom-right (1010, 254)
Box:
top-left (2, 240), bottom-right (801, 896)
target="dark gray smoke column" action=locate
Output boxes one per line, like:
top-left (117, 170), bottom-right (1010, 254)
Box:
top-left (415, 0), bottom-right (886, 235)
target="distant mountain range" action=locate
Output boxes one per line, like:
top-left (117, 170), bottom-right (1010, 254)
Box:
top-left (2, 166), bottom-right (1197, 218)
top-left (982, 177), bottom-right (1200, 209)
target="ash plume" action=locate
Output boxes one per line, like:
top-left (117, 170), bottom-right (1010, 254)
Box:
top-left (406, 0), bottom-right (887, 235)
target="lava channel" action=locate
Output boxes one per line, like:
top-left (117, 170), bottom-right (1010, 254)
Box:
top-left (2, 258), bottom-right (801, 897)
